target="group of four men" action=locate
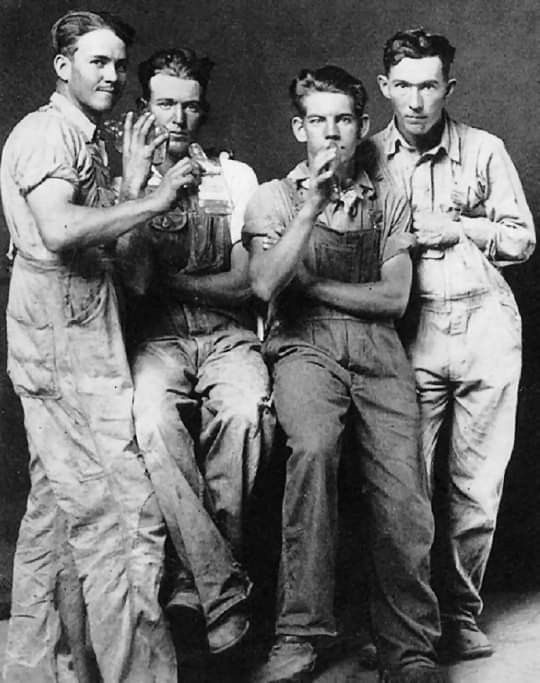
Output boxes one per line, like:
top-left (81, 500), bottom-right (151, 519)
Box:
top-left (1, 9), bottom-right (534, 683)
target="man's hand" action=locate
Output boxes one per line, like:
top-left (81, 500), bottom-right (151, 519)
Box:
top-left (120, 112), bottom-right (168, 199)
top-left (413, 209), bottom-right (462, 249)
top-left (304, 145), bottom-right (340, 212)
top-left (147, 158), bottom-right (202, 213)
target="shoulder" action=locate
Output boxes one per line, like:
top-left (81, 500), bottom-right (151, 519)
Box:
top-left (3, 106), bottom-right (81, 160)
top-left (451, 118), bottom-right (506, 154)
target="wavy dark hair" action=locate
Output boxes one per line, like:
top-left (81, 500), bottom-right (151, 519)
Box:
top-left (138, 48), bottom-right (214, 112)
top-left (51, 10), bottom-right (135, 57)
top-left (383, 28), bottom-right (455, 80)
top-left (289, 65), bottom-right (368, 119)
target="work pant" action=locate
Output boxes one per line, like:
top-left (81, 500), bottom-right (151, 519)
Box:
top-left (132, 329), bottom-right (274, 625)
top-left (409, 288), bottom-right (521, 625)
top-left (4, 255), bottom-right (176, 682)
top-left (265, 317), bottom-right (440, 673)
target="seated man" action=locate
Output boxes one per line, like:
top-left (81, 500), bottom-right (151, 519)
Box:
top-left (243, 66), bottom-right (443, 682)
top-left (117, 48), bottom-right (274, 654)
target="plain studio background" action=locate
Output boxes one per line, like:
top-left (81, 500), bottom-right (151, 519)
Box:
top-left (0, 0), bottom-right (539, 616)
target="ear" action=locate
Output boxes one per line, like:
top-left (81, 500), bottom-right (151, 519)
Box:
top-left (358, 113), bottom-right (370, 139)
top-left (54, 53), bottom-right (71, 83)
top-left (136, 97), bottom-right (148, 113)
top-left (377, 74), bottom-right (391, 100)
top-left (445, 78), bottom-right (457, 99)
top-left (291, 115), bottom-right (307, 143)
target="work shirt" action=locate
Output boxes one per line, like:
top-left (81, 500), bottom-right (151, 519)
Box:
top-left (367, 115), bottom-right (535, 300)
top-left (243, 160), bottom-right (413, 328)
top-left (1, 92), bottom-right (113, 262)
top-left (119, 157), bottom-right (258, 342)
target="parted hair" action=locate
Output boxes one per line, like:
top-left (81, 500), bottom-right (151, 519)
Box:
top-left (383, 28), bottom-right (456, 80)
top-left (138, 48), bottom-right (214, 110)
top-left (289, 65), bottom-right (368, 119)
top-left (51, 10), bottom-right (135, 57)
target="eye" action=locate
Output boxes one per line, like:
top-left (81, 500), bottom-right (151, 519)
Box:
top-left (157, 101), bottom-right (174, 110)
top-left (307, 117), bottom-right (324, 125)
top-left (91, 58), bottom-right (107, 67)
top-left (339, 115), bottom-right (354, 124)
top-left (185, 102), bottom-right (202, 114)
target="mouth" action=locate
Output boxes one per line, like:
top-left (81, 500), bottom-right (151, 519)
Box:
top-left (169, 132), bottom-right (188, 140)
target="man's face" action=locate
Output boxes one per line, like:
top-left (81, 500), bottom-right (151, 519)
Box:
top-left (292, 91), bottom-right (367, 168)
top-left (147, 74), bottom-right (203, 159)
top-left (377, 56), bottom-right (455, 144)
top-left (55, 28), bottom-right (128, 119)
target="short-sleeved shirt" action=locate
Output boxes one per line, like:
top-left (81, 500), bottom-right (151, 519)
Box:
top-left (1, 92), bottom-right (112, 262)
top-left (243, 160), bottom-right (413, 325)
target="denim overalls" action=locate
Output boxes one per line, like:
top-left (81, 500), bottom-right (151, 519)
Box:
top-left (259, 176), bottom-right (440, 674)
top-left (2, 116), bottom-right (176, 682)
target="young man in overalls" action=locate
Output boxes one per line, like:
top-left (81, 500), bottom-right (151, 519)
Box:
top-left (117, 48), bottom-right (274, 655)
top-left (243, 65), bottom-right (443, 683)
top-left (371, 28), bottom-right (535, 661)
top-left (0, 10), bottom-right (196, 682)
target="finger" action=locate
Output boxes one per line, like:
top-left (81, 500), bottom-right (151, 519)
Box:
top-left (149, 132), bottom-right (169, 151)
top-left (133, 112), bottom-right (153, 140)
top-left (138, 114), bottom-right (157, 141)
top-left (122, 111), bottom-right (134, 154)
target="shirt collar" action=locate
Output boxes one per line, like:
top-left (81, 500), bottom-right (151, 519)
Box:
top-left (383, 112), bottom-right (461, 164)
top-left (287, 159), bottom-right (376, 201)
top-left (50, 92), bottom-right (97, 142)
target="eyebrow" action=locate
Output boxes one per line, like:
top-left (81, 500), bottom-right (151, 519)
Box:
top-left (392, 79), bottom-right (440, 86)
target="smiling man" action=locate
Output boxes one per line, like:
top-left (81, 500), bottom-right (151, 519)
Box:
top-left (0, 10), bottom-right (202, 682)
top-left (243, 65), bottom-right (443, 683)
top-left (369, 28), bottom-right (535, 662)
top-left (116, 47), bottom-right (274, 656)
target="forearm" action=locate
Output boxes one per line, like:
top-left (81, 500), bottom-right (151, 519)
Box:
top-left (166, 270), bottom-right (252, 308)
top-left (461, 216), bottom-right (535, 262)
top-left (249, 200), bottom-right (319, 301)
top-left (307, 278), bottom-right (409, 319)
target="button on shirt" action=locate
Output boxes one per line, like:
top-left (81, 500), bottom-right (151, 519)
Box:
top-left (369, 115), bottom-right (535, 300)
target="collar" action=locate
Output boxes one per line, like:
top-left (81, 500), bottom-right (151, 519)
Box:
top-left (287, 159), bottom-right (376, 201)
top-left (383, 112), bottom-right (461, 164)
top-left (50, 92), bottom-right (97, 142)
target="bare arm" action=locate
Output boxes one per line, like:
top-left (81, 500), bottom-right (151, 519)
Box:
top-left (161, 242), bottom-right (252, 308)
top-left (295, 251), bottom-right (413, 320)
top-left (248, 147), bottom-right (337, 302)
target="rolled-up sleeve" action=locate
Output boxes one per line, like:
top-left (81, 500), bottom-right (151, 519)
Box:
top-left (381, 187), bottom-right (415, 264)
top-left (242, 180), bottom-right (290, 249)
top-left (461, 138), bottom-right (535, 264)
top-left (9, 113), bottom-right (80, 197)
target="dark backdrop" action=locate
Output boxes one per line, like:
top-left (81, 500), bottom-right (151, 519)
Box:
top-left (1, 0), bottom-right (540, 600)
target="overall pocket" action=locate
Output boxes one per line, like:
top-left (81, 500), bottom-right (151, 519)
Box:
top-left (6, 312), bottom-right (59, 398)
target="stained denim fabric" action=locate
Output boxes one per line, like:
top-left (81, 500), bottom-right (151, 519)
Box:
top-left (124, 160), bottom-right (274, 627)
top-left (409, 285), bottom-right (521, 624)
top-left (252, 172), bottom-right (440, 673)
top-left (2, 93), bottom-right (176, 682)
top-left (132, 330), bottom-right (274, 624)
top-left (4, 254), bottom-right (176, 682)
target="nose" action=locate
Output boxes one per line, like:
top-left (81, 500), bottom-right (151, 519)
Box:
top-left (172, 104), bottom-right (185, 126)
top-left (408, 87), bottom-right (423, 111)
top-left (103, 62), bottom-right (118, 83)
top-left (324, 118), bottom-right (339, 140)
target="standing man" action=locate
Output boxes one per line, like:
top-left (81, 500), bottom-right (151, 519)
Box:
top-left (1, 11), bottom-right (195, 682)
top-left (371, 28), bottom-right (535, 661)
top-left (244, 65), bottom-right (443, 683)
top-left (117, 48), bottom-right (274, 654)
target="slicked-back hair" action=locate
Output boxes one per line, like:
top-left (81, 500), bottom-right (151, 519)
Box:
top-left (138, 48), bottom-right (214, 111)
top-left (383, 28), bottom-right (456, 80)
top-left (51, 10), bottom-right (135, 57)
top-left (289, 65), bottom-right (368, 119)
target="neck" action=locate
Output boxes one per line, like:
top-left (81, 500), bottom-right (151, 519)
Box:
top-left (158, 151), bottom-right (188, 175)
top-left (56, 83), bottom-right (102, 125)
top-left (398, 115), bottom-right (445, 153)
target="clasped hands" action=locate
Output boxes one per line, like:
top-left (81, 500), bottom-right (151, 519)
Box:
top-left (413, 206), bottom-right (463, 249)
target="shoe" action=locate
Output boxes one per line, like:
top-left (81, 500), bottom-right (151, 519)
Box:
top-left (208, 610), bottom-right (250, 654)
top-left (253, 636), bottom-right (317, 682)
top-left (380, 665), bottom-right (448, 682)
top-left (165, 578), bottom-right (206, 654)
top-left (357, 641), bottom-right (378, 670)
top-left (439, 620), bottom-right (494, 662)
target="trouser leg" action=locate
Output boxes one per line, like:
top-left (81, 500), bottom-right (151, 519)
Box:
top-left (132, 338), bottom-right (252, 626)
top-left (4, 450), bottom-right (64, 682)
top-left (440, 295), bottom-right (522, 623)
top-left (350, 322), bottom-right (440, 674)
top-left (270, 341), bottom-right (350, 638)
top-left (197, 330), bottom-right (274, 555)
